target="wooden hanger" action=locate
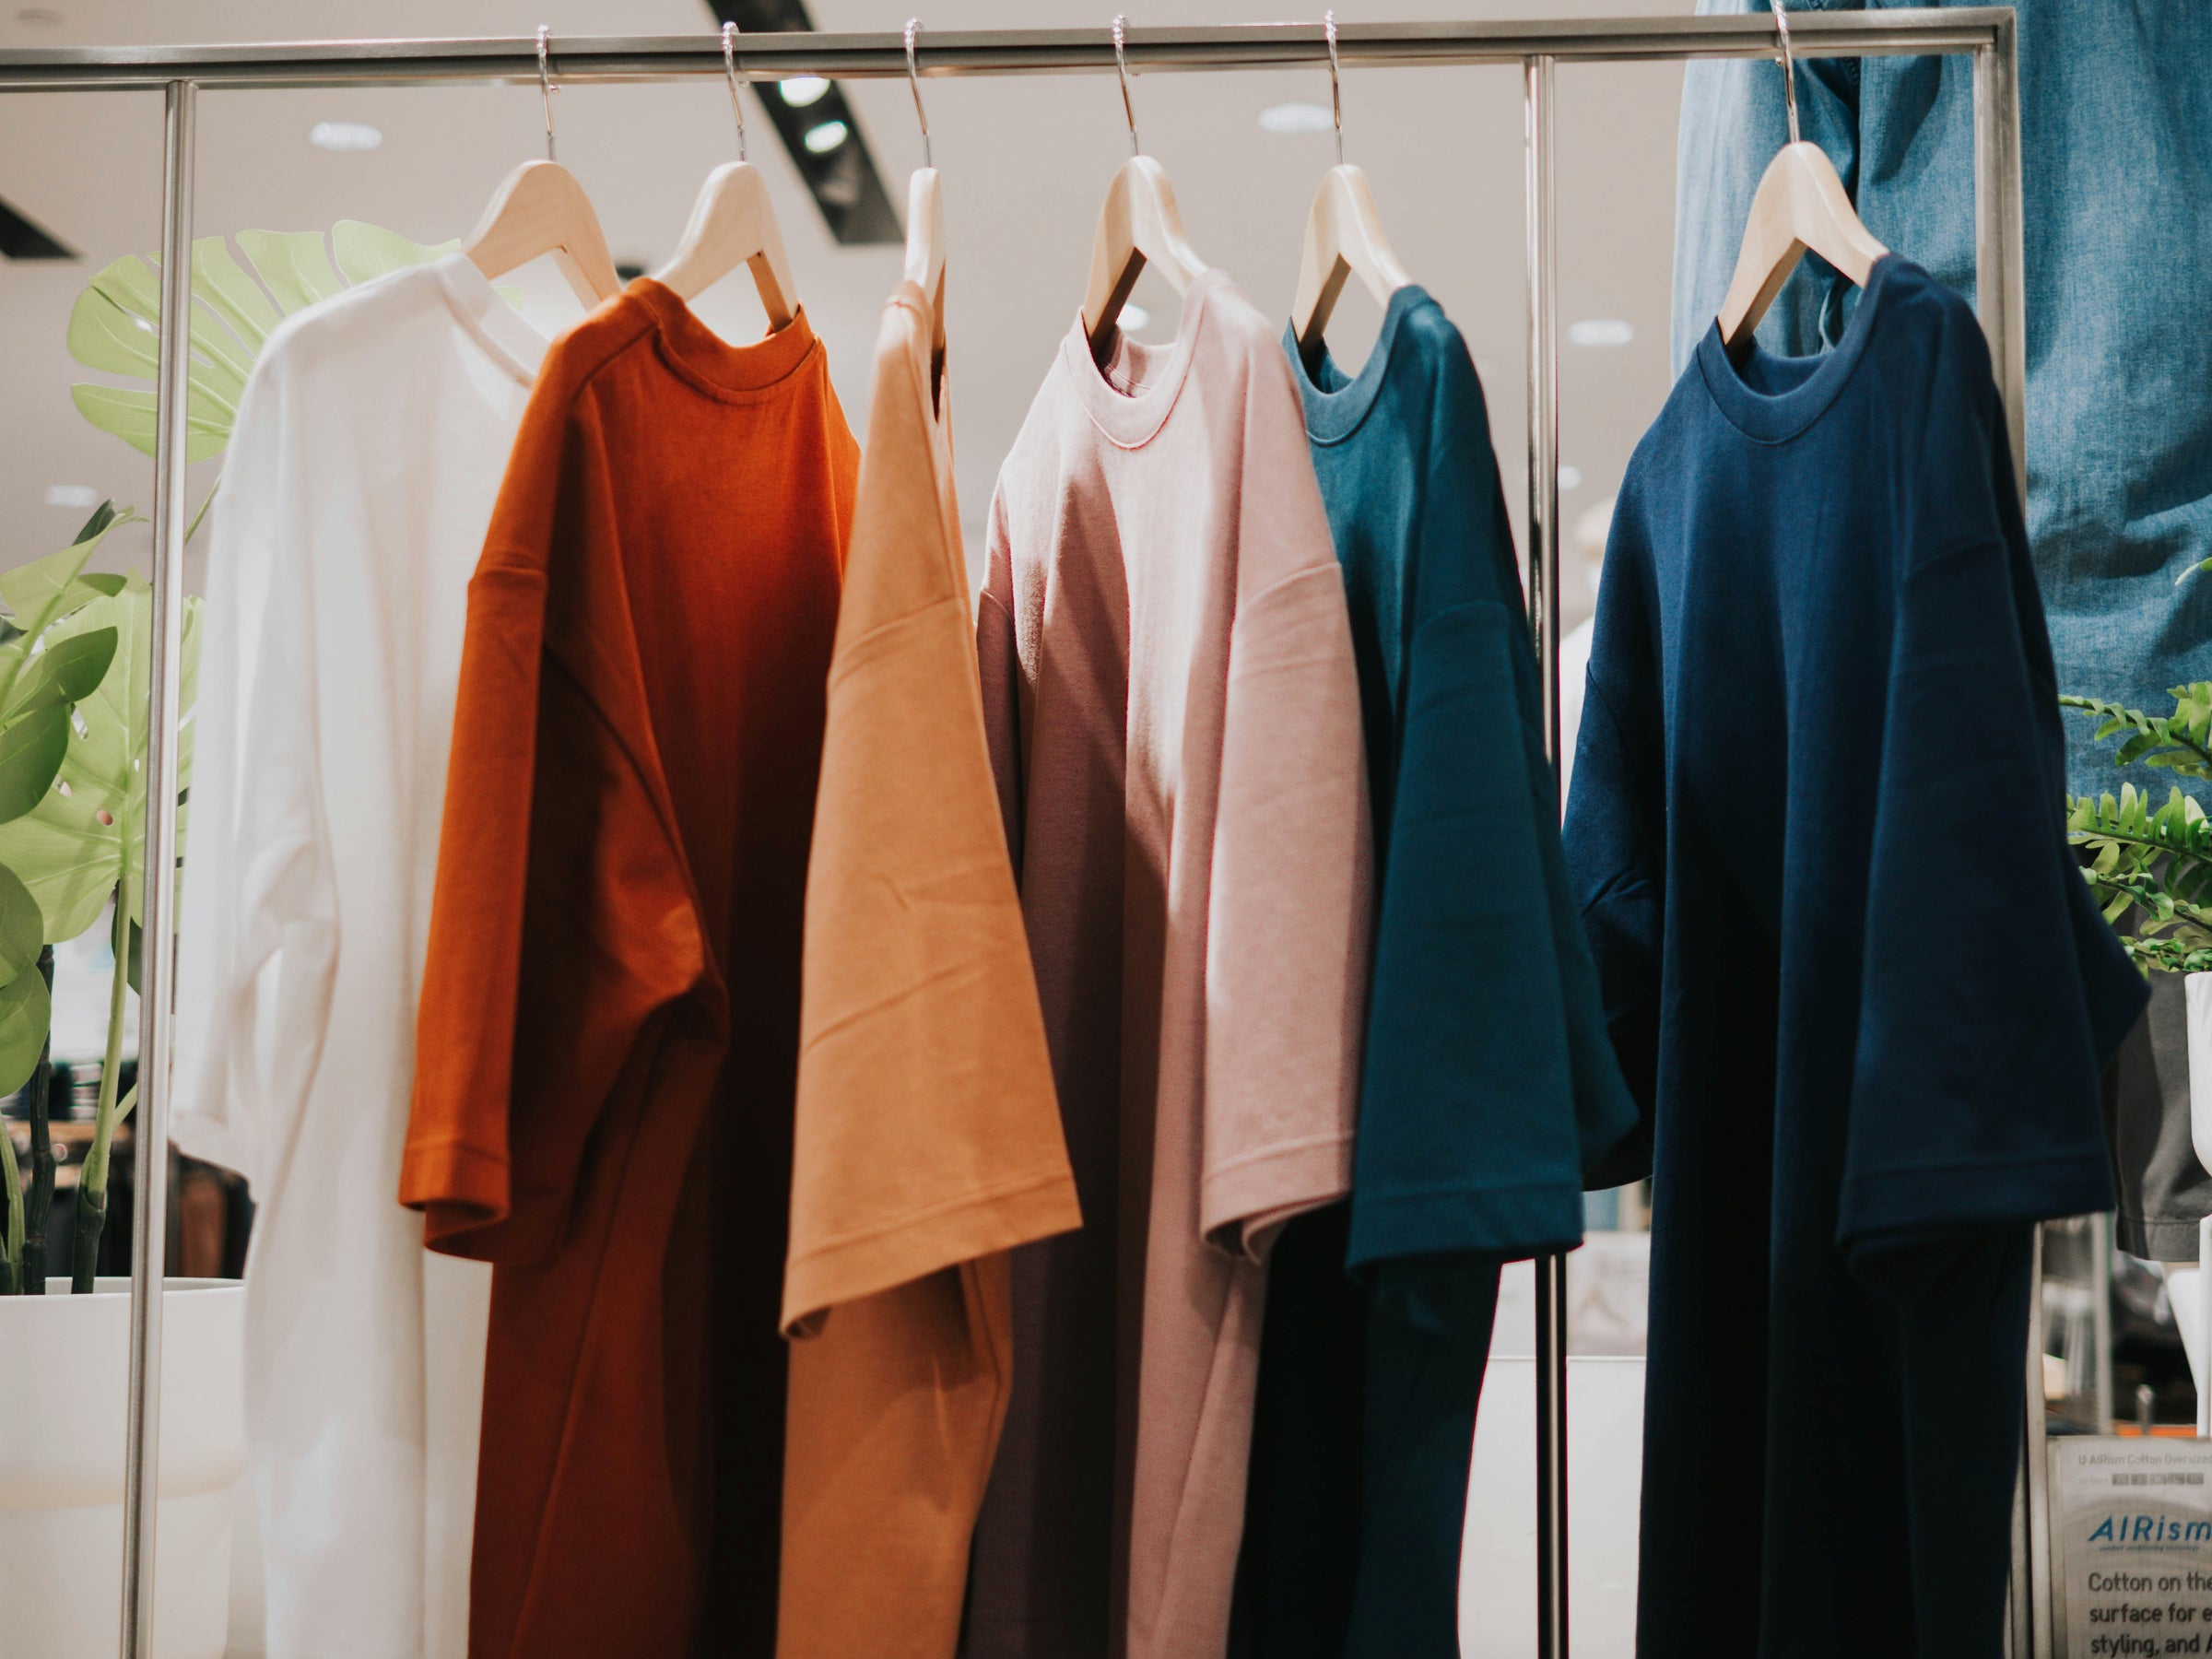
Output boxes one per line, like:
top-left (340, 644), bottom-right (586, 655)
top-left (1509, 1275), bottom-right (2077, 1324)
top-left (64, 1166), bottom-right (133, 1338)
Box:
top-left (1290, 167), bottom-right (1411, 354)
top-left (1288, 21), bottom-right (1409, 352)
top-left (1714, 3), bottom-right (1887, 356)
top-left (1081, 18), bottom-right (1206, 361)
top-left (904, 169), bottom-right (947, 367)
top-left (653, 23), bottom-right (799, 325)
top-left (463, 30), bottom-right (621, 308)
top-left (901, 22), bottom-right (947, 354)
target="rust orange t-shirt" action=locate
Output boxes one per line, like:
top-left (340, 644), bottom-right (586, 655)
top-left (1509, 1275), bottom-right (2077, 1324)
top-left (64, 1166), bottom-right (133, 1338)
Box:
top-left (775, 280), bottom-right (1081, 1659)
top-left (401, 279), bottom-right (856, 1659)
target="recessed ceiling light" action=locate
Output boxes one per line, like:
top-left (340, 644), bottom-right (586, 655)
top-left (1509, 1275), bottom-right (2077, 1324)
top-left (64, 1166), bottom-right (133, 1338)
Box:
top-left (1259, 101), bottom-right (1334, 135)
top-left (780, 75), bottom-right (831, 108)
top-left (803, 119), bottom-right (850, 156)
top-left (1559, 465), bottom-right (1585, 490)
top-left (43, 484), bottom-right (98, 509)
top-left (1121, 303), bottom-right (1151, 331)
top-left (1567, 318), bottom-right (1634, 347)
top-left (308, 120), bottom-right (383, 153)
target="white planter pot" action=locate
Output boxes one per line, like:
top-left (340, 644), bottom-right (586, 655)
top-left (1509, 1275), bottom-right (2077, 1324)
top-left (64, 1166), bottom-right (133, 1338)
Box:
top-left (0, 1277), bottom-right (245, 1659)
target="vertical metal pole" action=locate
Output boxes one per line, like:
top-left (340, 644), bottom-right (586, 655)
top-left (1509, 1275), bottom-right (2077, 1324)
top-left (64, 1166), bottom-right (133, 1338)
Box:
top-left (1973, 25), bottom-right (2028, 502)
top-left (2089, 1214), bottom-right (2113, 1437)
top-left (119, 74), bottom-right (194, 1659)
top-left (2022, 1225), bottom-right (2053, 1659)
top-left (1972, 24), bottom-right (2039, 1658)
top-left (1524, 49), bottom-right (1570, 1659)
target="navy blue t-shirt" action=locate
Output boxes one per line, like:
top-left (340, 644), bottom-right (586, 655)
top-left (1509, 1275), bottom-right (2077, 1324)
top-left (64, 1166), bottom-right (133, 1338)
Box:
top-left (1567, 255), bottom-right (2145, 1656)
top-left (1232, 288), bottom-right (1635, 1657)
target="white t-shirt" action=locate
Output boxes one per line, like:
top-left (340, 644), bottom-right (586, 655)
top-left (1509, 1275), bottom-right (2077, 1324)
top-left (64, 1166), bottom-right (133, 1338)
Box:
top-left (173, 253), bottom-right (546, 1659)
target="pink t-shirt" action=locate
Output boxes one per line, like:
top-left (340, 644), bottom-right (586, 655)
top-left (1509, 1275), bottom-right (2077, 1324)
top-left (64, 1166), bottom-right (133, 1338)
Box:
top-left (971, 270), bottom-right (1371, 1659)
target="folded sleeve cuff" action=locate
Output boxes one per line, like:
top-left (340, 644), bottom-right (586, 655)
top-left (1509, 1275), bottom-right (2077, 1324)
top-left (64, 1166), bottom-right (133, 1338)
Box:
top-left (1202, 1132), bottom-right (1354, 1263)
top-left (1840, 1144), bottom-right (2116, 1251)
top-left (782, 1167), bottom-right (1082, 1336)
top-left (400, 1137), bottom-right (512, 1253)
top-left (1347, 1179), bottom-right (1586, 1279)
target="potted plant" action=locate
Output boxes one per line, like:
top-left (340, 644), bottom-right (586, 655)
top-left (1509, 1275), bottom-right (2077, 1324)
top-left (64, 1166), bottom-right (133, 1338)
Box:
top-left (0, 219), bottom-right (456, 1658)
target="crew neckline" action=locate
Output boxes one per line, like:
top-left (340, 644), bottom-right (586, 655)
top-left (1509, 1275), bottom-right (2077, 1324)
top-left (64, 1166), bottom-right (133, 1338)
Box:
top-left (1284, 283), bottom-right (1433, 444)
top-left (431, 253), bottom-right (549, 385)
top-left (630, 277), bottom-right (821, 401)
top-left (1058, 268), bottom-right (1229, 448)
top-left (1695, 253), bottom-right (1900, 442)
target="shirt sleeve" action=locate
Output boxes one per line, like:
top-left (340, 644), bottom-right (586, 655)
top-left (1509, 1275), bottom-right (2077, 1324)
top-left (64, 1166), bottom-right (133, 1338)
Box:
top-left (1841, 336), bottom-right (2140, 1257)
top-left (171, 353), bottom-right (338, 1192)
top-left (1347, 338), bottom-right (1630, 1275)
top-left (1561, 512), bottom-right (1669, 1189)
top-left (781, 325), bottom-right (1078, 1335)
top-left (401, 381), bottom-right (711, 1264)
top-left (1198, 352), bottom-right (1370, 1259)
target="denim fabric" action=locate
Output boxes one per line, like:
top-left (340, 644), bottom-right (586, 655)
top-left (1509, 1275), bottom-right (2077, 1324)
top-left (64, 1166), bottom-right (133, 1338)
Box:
top-left (1673, 0), bottom-right (2212, 804)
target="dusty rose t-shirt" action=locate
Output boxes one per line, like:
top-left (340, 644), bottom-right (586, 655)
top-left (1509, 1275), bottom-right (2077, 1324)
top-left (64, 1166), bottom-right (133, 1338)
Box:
top-left (971, 270), bottom-right (1371, 1659)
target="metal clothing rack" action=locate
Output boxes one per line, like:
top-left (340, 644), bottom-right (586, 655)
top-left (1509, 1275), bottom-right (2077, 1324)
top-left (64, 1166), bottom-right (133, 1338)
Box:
top-left (0, 12), bottom-right (2028, 1658)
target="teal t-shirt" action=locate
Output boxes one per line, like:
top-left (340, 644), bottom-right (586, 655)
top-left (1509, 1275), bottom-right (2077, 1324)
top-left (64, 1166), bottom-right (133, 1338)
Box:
top-left (1232, 288), bottom-right (1634, 1656)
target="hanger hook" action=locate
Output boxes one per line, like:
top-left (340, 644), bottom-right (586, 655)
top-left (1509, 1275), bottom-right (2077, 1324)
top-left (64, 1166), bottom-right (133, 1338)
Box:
top-left (535, 25), bottom-right (556, 162)
top-left (1772, 0), bottom-right (1800, 147)
top-left (722, 20), bottom-right (748, 162)
top-left (905, 18), bottom-right (932, 169)
top-left (1324, 11), bottom-right (1343, 167)
top-left (1112, 16), bottom-right (1138, 159)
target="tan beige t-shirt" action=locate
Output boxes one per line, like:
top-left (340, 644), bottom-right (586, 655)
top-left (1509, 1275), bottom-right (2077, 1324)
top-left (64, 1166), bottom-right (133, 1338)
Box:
top-left (971, 271), bottom-right (1371, 1659)
top-left (777, 279), bottom-right (1082, 1659)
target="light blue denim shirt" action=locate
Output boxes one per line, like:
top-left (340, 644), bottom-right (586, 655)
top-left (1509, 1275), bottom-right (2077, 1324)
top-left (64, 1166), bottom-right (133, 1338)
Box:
top-left (1673, 0), bottom-right (2212, 803)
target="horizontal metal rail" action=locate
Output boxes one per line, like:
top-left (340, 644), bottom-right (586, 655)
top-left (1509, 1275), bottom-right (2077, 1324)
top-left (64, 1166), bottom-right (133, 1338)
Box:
top-left (0, 10), bottom-right (2006, 91)
top-left (0, 11), bottom-right (2022, 1658)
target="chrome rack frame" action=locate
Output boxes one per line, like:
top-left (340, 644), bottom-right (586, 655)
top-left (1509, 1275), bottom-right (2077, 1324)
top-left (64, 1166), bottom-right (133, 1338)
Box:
top-left (0, 12), bottom-right (2028, 1658)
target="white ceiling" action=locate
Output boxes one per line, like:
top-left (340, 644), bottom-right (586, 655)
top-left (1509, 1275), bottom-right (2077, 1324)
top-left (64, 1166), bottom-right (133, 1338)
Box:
top-left (0, 0), bottom-right (1696, 627)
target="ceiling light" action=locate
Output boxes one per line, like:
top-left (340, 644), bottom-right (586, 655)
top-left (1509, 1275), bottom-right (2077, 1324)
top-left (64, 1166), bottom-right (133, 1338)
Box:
top-left (43, 484), bottom-right (97, 509)
top-left (780, 75), bottom-right (831, 108)
top-left (1559, 465), bottom-right (1585, 490)
top-left (1259, 101), bottom-right (1334, 135)
top-left (803, 119), bottom-right (850, 156)
top-left (1567, 318), bottom-right (1634, 347)
top-left (1121, 303), bottom-right (1151, 331)
top-left (308, 120), bottom-right (383, 153)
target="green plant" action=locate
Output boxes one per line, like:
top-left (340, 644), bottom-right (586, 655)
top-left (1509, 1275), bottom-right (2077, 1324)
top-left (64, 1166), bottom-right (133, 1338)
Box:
top-left (0, 571), bottom-right (202, 1290)
top-left (0, 505), bottom-right (138, 1294)
top-left (2065, 685), bottom-right (2212, 973)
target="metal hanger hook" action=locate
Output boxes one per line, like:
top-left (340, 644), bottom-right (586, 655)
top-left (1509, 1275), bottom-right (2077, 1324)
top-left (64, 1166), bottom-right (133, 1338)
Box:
top-left (1324, 10), bottom-right (1343, 167)
top-left (905, 18), bottom-right (932, 169)
top-left (535, 24), bottom-right (557, 162)
top-left (1112, 15), bottom-right (1138, 159)
top-left (1773, 0), bottom-right (1800, 146)
top-left (723, 20), bottom-right (748, 162)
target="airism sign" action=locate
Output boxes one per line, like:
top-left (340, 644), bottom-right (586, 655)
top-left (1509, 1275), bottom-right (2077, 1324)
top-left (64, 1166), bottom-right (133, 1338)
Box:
top-left (2056, 1441), bottom-right (2212, 1657)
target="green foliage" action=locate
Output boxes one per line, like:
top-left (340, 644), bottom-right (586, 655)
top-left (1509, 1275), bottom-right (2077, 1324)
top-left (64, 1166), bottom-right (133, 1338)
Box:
top-left (0, 574), bottom-right (203, 947)
top-left (0, 508), bottom-right (133, 821)
top-left (66, 220), bottom-right (458, 461)
top-left (2067, 685), bottom-right (2212, 971)
top-left (2061, 688), bottom-right (2212, 782)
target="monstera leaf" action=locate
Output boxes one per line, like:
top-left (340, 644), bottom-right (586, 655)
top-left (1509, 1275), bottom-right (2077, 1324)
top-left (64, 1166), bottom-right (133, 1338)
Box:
top-left (0, 574), bottom-right (203, 945)
top-left (0, 506), bottom-right (133, 830)
top-left (66, 219), bottom-right (459, 462)
top-left (0, 865), bottom-right (47, 1096)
